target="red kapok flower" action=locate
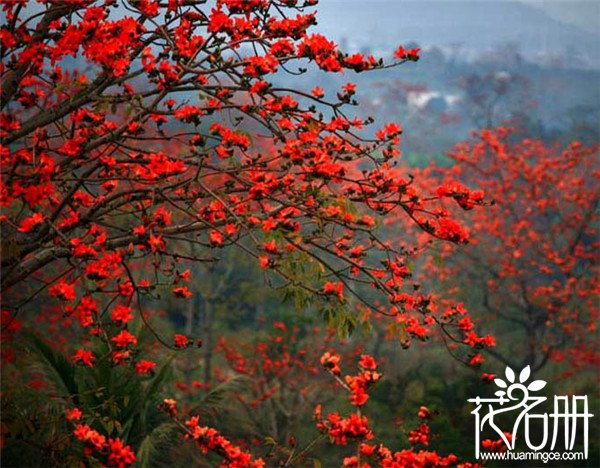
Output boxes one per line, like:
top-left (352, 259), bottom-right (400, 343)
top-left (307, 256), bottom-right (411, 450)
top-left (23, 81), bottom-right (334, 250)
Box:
top-left (110, 304), bottom-right (134, 325)
top-left (172, 286), bottom-right (192, 298)
top-left (358, 355), bottom-right (377, 370)
top-left (73, 424), bottom-right (106, 450)
top-left (73, 348), bottom-right (94, 367)
top-left (49, 281), bottom-right (76, 301)
top-left (17, 212), bottom-right (45, 233)
top-left (107, 437), bottom-right (136, 467)
top-left (417, 406), bottom-right (430, 419)
top-left (111, 330), bottom-right (137, 348)
top-left (174, 334), bottom-right (190, 348)
top-left (65, 407), bottom-right (83, 421)
top-left (135, 360), bottom-right (156, 375)
top-left (320, 351), bottom-right (341, 375)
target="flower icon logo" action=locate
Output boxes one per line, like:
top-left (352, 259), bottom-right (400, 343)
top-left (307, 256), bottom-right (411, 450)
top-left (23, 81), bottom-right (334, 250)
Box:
top-left (493, 365), bottom-right (546, 399)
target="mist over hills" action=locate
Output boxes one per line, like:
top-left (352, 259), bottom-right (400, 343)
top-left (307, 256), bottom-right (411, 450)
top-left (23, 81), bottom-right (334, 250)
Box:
top-left (314, 1), bottom-right (600, 69)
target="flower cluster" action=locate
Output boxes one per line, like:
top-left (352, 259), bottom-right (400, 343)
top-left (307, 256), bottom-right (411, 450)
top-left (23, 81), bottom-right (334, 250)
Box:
top-left (315, 354), bottom-right (479, 467)
top-left (481, 433), bottom-right (512, 453)
top-left (343, 356), bottom-right (382, 406)
top-left (213, 323), bottom-right (349, 410)
top-left (69, 409), bottom-right (136, 468)
top-left (315, 406), bottom-right (373, 445)
top-left (160, 401), bottom-right (264, 467)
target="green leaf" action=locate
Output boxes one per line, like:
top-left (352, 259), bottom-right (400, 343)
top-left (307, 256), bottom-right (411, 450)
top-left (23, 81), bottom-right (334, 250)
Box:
top-left (143, 352), bottom-right (175, 404)
top-left (27, 333), bottom-right (80, 400)
top-left (194, 375), bottom-right (250, 413)
top-left (136, 423), bottom-right (180, 468)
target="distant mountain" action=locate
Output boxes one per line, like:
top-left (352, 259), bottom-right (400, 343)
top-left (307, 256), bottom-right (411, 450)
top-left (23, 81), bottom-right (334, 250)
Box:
top-left (313, 1), bottom-right (600, 69)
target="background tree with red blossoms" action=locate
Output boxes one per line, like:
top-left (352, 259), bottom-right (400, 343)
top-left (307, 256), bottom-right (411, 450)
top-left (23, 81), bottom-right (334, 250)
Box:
top-left (413, 128), bottom-right (599, 376)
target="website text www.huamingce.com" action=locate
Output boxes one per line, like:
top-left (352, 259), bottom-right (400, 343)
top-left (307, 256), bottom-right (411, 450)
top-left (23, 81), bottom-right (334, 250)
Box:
top-left (480, 451), bottom-right (585, 464)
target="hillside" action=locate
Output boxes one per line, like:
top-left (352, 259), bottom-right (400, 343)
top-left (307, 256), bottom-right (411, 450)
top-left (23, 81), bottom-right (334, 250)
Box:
top-left (314, 0), bottom-right (600, 69)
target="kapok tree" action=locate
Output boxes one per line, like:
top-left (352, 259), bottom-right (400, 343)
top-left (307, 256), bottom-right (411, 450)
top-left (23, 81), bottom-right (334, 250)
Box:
top-left (1, 1), bottom-right (492, 465)
top-left (313, 352), bottom-right (480, 467)
top-left (161, 351), bottom-right (481, 467)
top-left (210, 322), bottom-right (349, 444)
top-left (416, 128), bottom-right (599, 376)
top-left (200, 322), bottom-right (363, 464)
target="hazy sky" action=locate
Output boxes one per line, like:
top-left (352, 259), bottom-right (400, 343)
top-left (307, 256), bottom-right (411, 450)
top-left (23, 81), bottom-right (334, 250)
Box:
top-left (522, 0), bottom-right (600, 33)
top-left (321, 1), bottom-right (599, 36)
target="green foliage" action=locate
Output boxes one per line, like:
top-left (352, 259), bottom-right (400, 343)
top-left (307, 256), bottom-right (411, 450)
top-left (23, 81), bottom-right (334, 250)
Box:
top-left (136, 422), bottom-right (181, 468)
top-left (320, 305), bottom-right (357, 338)
top-left (1, 334), bottom-right (179, 466)
top-left (191, 375), bottom-right (251, 415)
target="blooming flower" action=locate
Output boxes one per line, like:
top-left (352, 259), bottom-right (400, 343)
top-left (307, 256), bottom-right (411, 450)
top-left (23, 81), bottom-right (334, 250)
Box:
top-left (172, 286), bottom-right (192, 298)
top-left (174, 334), bottom-right (190, 348)
top-left (73, 348), bottom-right (94, 367)
top-left (135, 360), bottom-right (156, 375)
top-left (110, 304), bottom-right (134, 325)
top-left (107, 438), bottom-right (136, 467)
top-left (65, 408), bottom-right (83, 421)
top-left (111, 330), bottom-right (137, 348)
